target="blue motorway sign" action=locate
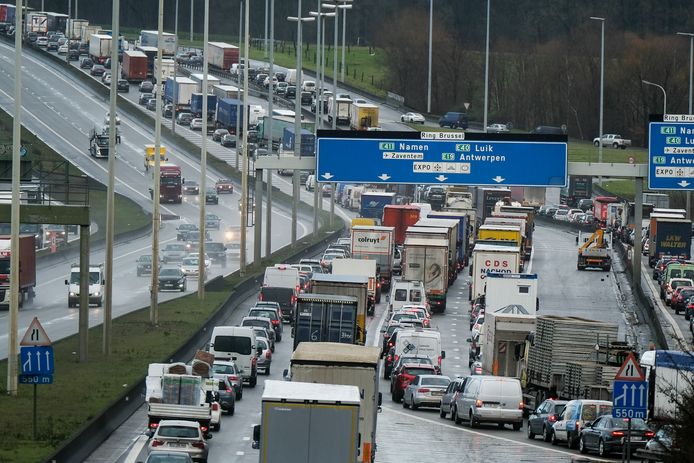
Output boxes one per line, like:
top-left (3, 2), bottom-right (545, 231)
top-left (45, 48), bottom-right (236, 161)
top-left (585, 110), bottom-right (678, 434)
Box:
top-left (20, 346), bottom-right (54, 376)
top-left (612, 380), bottom-right (648, 419)
top-left (19, 374), bottom-right (53, 384)
top-left (649, 116), bottom-right (694, 190)
top-left (316, 133), bottom-right (567, 186)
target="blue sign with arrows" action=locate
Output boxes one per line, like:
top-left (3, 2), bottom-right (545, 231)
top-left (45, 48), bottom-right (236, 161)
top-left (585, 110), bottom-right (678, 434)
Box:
top-left (316, 134), bottom-right (567, 186)
top-left (20, 346), bottom-right (54, 376)
top-left (649, 116), bottom-right (694, 190)
top-left (612, 380), bottom-right (648, 419)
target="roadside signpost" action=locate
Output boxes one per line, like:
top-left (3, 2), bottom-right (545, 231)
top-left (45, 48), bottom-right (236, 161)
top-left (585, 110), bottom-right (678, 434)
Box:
top-left (316, 130), bottom-right (567, 186)
top-left (18, 317), bottom-right (53, 439)
top-left (648, 114), bottom-right (694, 190)
top-left (612, 352), bottom-right (647, 463)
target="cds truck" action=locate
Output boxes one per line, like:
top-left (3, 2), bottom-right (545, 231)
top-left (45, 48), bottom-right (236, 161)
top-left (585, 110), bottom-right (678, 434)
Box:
top-left (469, 243), bottom-right (521, 301)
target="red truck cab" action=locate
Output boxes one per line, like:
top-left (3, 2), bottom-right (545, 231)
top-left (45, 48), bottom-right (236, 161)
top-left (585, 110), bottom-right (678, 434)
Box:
top-left (158, 164), bottom-right (183, 204)
top-left (0, 235), bottom-right (37, 308)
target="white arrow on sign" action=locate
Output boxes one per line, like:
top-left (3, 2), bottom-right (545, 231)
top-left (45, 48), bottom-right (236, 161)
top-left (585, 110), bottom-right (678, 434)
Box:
top-left (678, 180), bottom-right (690, 188)
top-left (321, 173), bottom-right (334, 180)
top-left (435, 175), bottom-right (448, 182)
top-left (492, 176), bottom-right (505, 183)
top-left (378, 173), bottom-right (391, 181)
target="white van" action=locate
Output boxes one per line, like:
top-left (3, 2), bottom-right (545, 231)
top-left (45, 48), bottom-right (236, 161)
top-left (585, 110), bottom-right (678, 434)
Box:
top-left (389, 279), bottom-right (425, 313)
top-left (394, 329), bottom-right (444, 370)
top-left (66, 263), bottom-right (105, 308)
top-left (208, 326), bottom-right (258, 387)
top-left (454, 375), bottom-right (523, 429)
top-left (305, 174), bottom-right (316, 192)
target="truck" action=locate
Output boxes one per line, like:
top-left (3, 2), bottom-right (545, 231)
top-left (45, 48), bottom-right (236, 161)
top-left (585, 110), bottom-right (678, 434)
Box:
top-left (469, 243), bottom-right (521, 301)
top-left (0, 4), bottom-right (15, 29)
top-left (145, 362), bottom-right (213, 431)
top-left (25, 12), bottom-right (47, 34)
top-left (262, 264), bottom-right (300, 323)
top-left (406, 226), bottom-right (457, 284)
top-left (207, 42), bottom-right (240, 70)
top-left (592, 133), bottom-right (632, 150)
top-left (493, 208), bottom-right (535, 260)
top-left (66, 18), bottom-right (88, 40)
top-left (164, 77), bottom-right (197, 110)
top-left (212, 84), bottom-right (243, 100)
top-left (156, 164), bottom-right (182, 204)
top-left (481, 311), bottom-right (536, 377)
top-left (478, 224), bottom-right (524, 255)
top-left (45, 12), bottom-right (68, 33)
top-left (509, 186), bottom-right (546, 209)
top-left (89, 129), bottom-right (110, 158)
top-left (257, 116), bottom-right (314, 150)
top-left (475, 188), bottom-right (512, 222)
top-left (0, 235), bottom-right (36, 309)
top-left (328, 97), bottom-right (352, 126)
top-left (89, 34), bottom-right (112, 64)
top-left (139, 30), bottom-right (177, 55)
top-left (577, 228), bottom-right (611, 270)
top-left (331, 258), bottom-right (380, 309)
top-left (153, 58), bottom-right (175, 84)
top-left (560, 175), bottom-right (592, 207)
top-left (310, 274), bottom-right (368, 343)
top-left (349, 102), bottom-right (380, 130)
top-left (648, 216), bottom-right (692, 266)
top-left (359, 192), bottom-right (396, 223)
top-left (215, 98), bottom-right (243, 131)
top-left (643, 193), bottom-right (669, 209)
top-left (285, 68), bottom-right (303, 85)
top-left (289, 343), bottom-right (381, 463)
top-left (402, 236), bottom-right (449, 312)
top-left (484, 272), bottom-right (538, 313)
top-left (382, 205), bottom-right (421, 246)
top-left (428, 210), bottom-right (470, 267)
top-left (122, 50), bottom-right (148, 82)
top-left (66, 263), bottom-right (104, 308)
top-left (135, 45), bottom-right (158, 76)
top-left (640, 350), bottom-right (694, 420)
top-left (80, 25), bottom-right (99, 44)
top-left (254, 380), bottom-right (361, 463)
top-left (592, 196), bottom-right (619, 227)
top-left (351, 226), bottom-right (395, 291)
top-left (282, 127), bottom-right (316, 156)
top-left (144, 144), bottom-right (168, 171)
top-left (414, 218), bottom-right (462, 272)
top-left (189, 73), bottom-right (221, 94)
top-left (293, 293), bottom-right (359, 350)
top-left (190, 93), bottom-right (218, 120)
top-left (445, 187), bottom-right (473, 209)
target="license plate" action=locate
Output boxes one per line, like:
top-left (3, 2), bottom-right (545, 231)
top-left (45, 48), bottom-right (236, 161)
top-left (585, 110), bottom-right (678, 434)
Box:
top-left (432, 391), bottom-right (444, 396)
top-left (484, 403), bottom-right (500, 408)
top-left (168, 442), bottom-right (186, 448)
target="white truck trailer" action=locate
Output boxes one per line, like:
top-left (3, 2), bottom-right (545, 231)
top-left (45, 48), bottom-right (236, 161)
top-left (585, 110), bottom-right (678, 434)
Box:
top-left (331, 257), bottom-right (380, 312)
top-left (469, 243), bottom-right (521, 301)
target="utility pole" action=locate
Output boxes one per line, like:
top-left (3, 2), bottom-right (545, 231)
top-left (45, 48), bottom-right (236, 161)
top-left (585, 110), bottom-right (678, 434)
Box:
top-left (240, 0), bottom-right (250, 275)
top-left (198, 0), bottom-right (210, 297)
top-left (190, 0), bottom-right (194, 42)
top-left (264, 0), bottom-right (269, 57)
top-left (677, 31), bottom-right (694, 219)
top-left (265, 0), bottom-right (274, 257)
top-left (483, 0), bottom-right (490, 131)
top-left (235, 0), bottom-right (242, 171)
top-left (172, 0), bottom-right (179, 133)
top-left (427, 0), bottom-right (432, 113)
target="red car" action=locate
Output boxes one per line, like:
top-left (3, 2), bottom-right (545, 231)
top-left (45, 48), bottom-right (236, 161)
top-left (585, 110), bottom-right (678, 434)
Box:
top-left (672, 286), bottom-right (694, 314)
top-left (215, 179), bottom-right (234, 194)
top-left (390, 363), bottom-right (437, 403)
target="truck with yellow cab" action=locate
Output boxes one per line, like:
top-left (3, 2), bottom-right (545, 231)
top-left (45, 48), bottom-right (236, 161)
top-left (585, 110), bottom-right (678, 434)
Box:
top-left (144, 144), bottom-right (168, 171)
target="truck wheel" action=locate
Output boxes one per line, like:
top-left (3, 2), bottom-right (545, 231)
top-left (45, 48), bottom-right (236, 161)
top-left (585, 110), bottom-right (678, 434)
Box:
top-left (212, 422), bottom-right (220, 432)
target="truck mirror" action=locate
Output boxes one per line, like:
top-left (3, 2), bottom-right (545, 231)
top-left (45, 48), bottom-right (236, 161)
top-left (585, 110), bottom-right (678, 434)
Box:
top-left (283, 369), bottom-right (289, 379)
top-left (468, 265), bottom-right (473, 277)
top-left (378, 392), bottom-right (382, 406)
top-left (252, 424), bottom-right (261, 446)
top-left (102, 280), bottom-right (105, 285)
top-left (441, 350), bottom-right (446, 359)
top-left (466, 338), bottom-right (472, 343)
top-left (536, 298), bottom-right (540, 311)
top-left (64, 279), bottom-right (68, 285)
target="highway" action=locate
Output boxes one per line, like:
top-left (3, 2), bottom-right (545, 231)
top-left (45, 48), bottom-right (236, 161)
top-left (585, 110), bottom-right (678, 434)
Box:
top-left (85, 221), bottom-right (647, 463)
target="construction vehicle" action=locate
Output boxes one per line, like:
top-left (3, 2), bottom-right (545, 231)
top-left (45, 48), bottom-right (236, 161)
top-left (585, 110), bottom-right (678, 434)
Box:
top-left (577, 229), bottom-right (611, 271)
top-left (89, 128), bottom-right (110, 158)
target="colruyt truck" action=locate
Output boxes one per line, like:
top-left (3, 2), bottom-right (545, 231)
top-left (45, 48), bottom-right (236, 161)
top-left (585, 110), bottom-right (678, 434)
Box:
top-left (254, 380), bottom-right (361, 463)
top-left (331, 258), bottom-right (380, 311)
top-left (350, 226), bottom-right (395, 291)
top-left (648, 216), bottom-right (692, 266)
top-left (146, 362), bottom-right (213, 432)
top-left (122, 50), bottom-right (148, 82)
top-left (293, 294), bottom-right (359, 350)
top-left (403, 236), bottom-right (449, 312)
top-left (469, 243), bottom-right (521, 300)
top-left (310, 274), bottom-right (368, 343)
top-left (406, 225), bottom-right (457, 284)
top-left (290, 343), bottom-right (381, 463)
top-left (382, 205), bottom-right (421, 246)
top-left (207, 42), bottom-right (240, 70)
top-left (0, 235), bottom-right (36, 309)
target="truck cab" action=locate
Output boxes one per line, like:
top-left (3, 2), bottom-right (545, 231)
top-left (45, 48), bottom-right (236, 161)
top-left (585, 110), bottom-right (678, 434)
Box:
top-left (89, 130), bottom-right (110, 158)
top-left (65, 263), bottom-right (105, 307)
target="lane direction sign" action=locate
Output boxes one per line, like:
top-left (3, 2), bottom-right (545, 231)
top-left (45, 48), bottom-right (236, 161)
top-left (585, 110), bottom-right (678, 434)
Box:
top-left (20, 346), bottom-right (54, 375)
top-left (612, 380), bottom-right (648, 419)
top-left (649, 116), bottom-right (694, 190)
top-left (20, 317), bottom-right (52, 346)
top-left (316, 131), bottom-right (567, 186)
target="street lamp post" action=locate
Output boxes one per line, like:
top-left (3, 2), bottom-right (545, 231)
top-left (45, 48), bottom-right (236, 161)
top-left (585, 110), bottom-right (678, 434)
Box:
top-left (590, 16), bottom-right (605, 164)
top-left (427, 0), bottom-right (432, 113)
top-left (190, 0), bottom-right (194, 41)
top-left (338, 0), bottom-right (352, 83)
top-left (677, 31), bottom-right (693, 219)
top-left (265, 0), bottom-right (274, 257)
top-left (642, 80), bottom-right (667, 116)
top-left (483, 0), bottom-right (490, 131)
top-left (240, 0), bottom-right (251, 274)
top-left (197, 0), bottom-right (210, 297)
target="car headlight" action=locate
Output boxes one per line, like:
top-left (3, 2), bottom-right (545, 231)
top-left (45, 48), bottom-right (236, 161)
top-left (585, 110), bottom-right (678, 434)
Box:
top-left (69, 292), bottom-right (76, 297)
top-left (93, 292), bottom-right (101, 297)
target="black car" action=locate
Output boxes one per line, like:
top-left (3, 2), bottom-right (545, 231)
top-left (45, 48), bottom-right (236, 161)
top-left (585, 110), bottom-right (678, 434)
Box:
top-left (136, 255), bottom-right (153, 276)
top-left (182, 181), bottom-right (200, 195)
top-left (579, 417), bottom-right (653, 457)
top-left (177, 112), bottom-right (193, 126)
top-left (67, 50), bottom-right (80, 61)
top-left (213, 376), bottom-right (236, 415)
top-left (78, 43), bottom-right (89, 55)
top-left (163, 104), bottom-right (173, 118)
top-left (139, 92), bottom-right (154, 105)
top-left (117, 79), bottom-right (129, 92)
top-left (300, 91), bottom-right (312, 106)
top-left (221, 134), bottom-right (236, 147)
top-left (90, 64), bottom-right (106, 76)
top-left (139, 80), bottom-right (154, 92)
top-left (213, 129), bottom-right (228, 142)
top-left (527, 399), bottom-right (568, 442)
top-left (205, 188), bottom-right (219, 205)
top-left (206, 242), bottom-right (227, 266)
top-left (176, 223), bottom-right (198, 241)
top-left (104, 58), bottom-right (112, 69)
top-left (285, 86), bottom-right (297, 99)
top-left (157, 267), bottom-right (187, 292)
top-left (438, 111), bottom-right (469, 129)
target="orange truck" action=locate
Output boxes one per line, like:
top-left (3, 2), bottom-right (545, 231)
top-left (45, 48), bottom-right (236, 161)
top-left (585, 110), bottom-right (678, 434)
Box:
top-left (0, 235), bottom-right (36, 308)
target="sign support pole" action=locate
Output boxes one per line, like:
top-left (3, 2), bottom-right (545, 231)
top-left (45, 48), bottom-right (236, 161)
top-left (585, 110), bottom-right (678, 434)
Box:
top-left (33, 383), bottom-right (37, 440)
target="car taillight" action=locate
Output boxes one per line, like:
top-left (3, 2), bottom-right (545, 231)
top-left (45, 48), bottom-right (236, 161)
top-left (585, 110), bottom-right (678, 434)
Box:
top-left (192, 441), bottom-right (206, 449)
top-left (394, 354), bottom-right (399, 362)
top-left (519, 401), bottom-right (524, 410)
top-left (474, 365), bottom-right (482, 374)
top-left (150, 422), bottom-right (159, 429)
top-left (611, 430), bottom-right (625, 437)
top-left (227, 375), bottom-right (238, 382)
top-left (200, 426), bottom-right (208, 433)
top-left (258, 293), bottom-right (264, 301)
top-left (226, 386), bottom-right (233, 393)
top-left (644, 431), bottom-right (654, 438)
top-left (291, 295), bottom-right (297, 304)
top-left (576, 420), bottom-right (581, 430)
top-left (252, 357), bottom-right (257, 366)
top-left (475, 399), bottom-right (483, 408)
top-left (212, 403), bottom-right (220, 411)
top-left (386, 354), bottom-right (392, 362)
top-left (437, 355), bottom-right (442, 366)
top-left (265, 350), bottom-right (271, 359)
top-left (417, 388), bottom-right (430, 393)
top-left (151, 439), bottom-right (164, 447)
top-left (400, 373), bottom-right (415, 384)
top-left (377, 282), bottom-right (381, 288)
top-left (548, 414), bottom-right (558, 423)
top-left (388, 341), bottom-right (394, 348)
top-left (271, 319), bottom-right (280, 326)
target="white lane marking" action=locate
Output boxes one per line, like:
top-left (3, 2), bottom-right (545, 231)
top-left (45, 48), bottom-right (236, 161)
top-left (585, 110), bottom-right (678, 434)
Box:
top-left (122, 435), bottom-right (149, 463)
top-left (384, 407), bottom-right (608, 461)
top-left (372, 304), bottom-right (391, 347)
top-left (527, 244), bottom-right (535, 273)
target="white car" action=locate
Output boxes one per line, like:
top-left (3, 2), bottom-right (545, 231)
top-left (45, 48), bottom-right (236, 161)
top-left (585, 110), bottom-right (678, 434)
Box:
top-left (553, 209), bottom-right (570, 221)
top-left (104, 112), bottom-right (121, 125)
top-left (36, 37), bottom-right (48, 47)
top-left (302, 80), bottom-right (316, 93)
top-left (566, 208), bottom-right (583, 221)
top-left (187, 252), bottom-right (211, 269)
top-left (190, 118), bottom-right (204, 130)
top-left (486, 123), bottom-right (509, 133)
top-left (401, 112), bottom-right (425, 124)
top-left (57, 44), bottom-right (68, 54)
top-left (209, 401), bottom-right (222, 431)
top-left (180, 256), bottom-right (204, 278)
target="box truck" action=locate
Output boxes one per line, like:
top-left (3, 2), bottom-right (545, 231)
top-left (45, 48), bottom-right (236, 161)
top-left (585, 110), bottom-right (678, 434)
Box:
top-left (164, 77), bottom-right (197, 110)
top-left (383, 205), bottom-right (421, 246)
top-left (293, 294), bottom-right (359, 350)
top-left (208, 42), bottom-right (240, 70)
top-left (351, 226), bottom-right (395, 290)
top-left (139, 30), bottom-right (176, 55)
top-left (469, 243), bottom-right (521, 300)
top-left (282, 127), bottom-right (316, 156)
top-left (481, 311), bottom-right (536, 377)
top-left (122, 50), bottom-right (148, 82)
top-left (360, 192), bottom-right (397, 223)
top-left (189, 73), bottom-right (221, 94)
top-left (350, 102), bottom-right (380, 130)
top-left (310, 274), bottom-right (368, 343)
top-left (331, 258), bottom-right (380, 309)
top-left (402, 236), bottom-right (449, 312)
top-left (0, 235), bottom-right (36, 309)
top-left (648, 216), bottom-right (692, 266)
top-left (89, 34), bottom-right (111, 64)
top-left (190, 93), bottom-right (217, 120)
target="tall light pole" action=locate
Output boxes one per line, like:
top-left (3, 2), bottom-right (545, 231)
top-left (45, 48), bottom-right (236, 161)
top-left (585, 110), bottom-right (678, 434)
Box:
top-left (338, 0), bottom-right (352, 82)
top-left (265, 0), bottom-right (274, 257)
top-left (235, 0), bottom-right (243, 171)
top-left (322, 2), bottom-right (339, 130)
top-left (190, 0), bottom-right (194, 42)
top-left (427, 0), bottom-right (433, 113)
top-left (590, 16), bottom-right (605, 164)
top-left (483, 0), bottom-right (491, 131)
top-left (642, 80), bottom-right (667, 116)
top-left (172, 0), bottom-right (179, 133)
top-left (264, 0), bottom-right (269, 57)
top-left (677, 31), bottom-right (693, 219)
top-left (288, 2), bottom-right (315, 245)
top-left (197, 0), bottom-right (210, 297)
top-left (240, 0), bottom-right (251, 274)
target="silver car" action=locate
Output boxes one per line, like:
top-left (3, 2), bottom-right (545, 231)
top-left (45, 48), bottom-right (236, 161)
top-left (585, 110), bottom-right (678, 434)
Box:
top-left (161, 243), bottom-right (188, 263)
top-left (403, 375), bottom-right (450, 410)
top-left (212, 360), bottom-right (243, 400)
top-left (147, 419), bottom-right (208, 462)
top-left (439, 376), bottom-right (470, 420)
top-left (255, 337), bottom-right (272, 375)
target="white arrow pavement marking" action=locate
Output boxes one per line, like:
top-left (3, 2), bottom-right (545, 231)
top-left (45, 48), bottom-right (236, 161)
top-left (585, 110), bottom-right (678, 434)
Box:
top-left (322, 173), bottom-right (334, 180)
top-left (378, 174), bottom-right (391, 181)
top-left (435, 175), bottom-right (447, 182)
top-left (493, 175), bottom-right (505, 183)
top-left (678, 180), bottom-right (690, 188)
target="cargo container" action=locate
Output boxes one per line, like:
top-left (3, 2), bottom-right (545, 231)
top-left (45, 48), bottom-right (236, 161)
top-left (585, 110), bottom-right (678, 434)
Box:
top-left (290, 343), bottom-right (381, 463)
top-left (0, 4), bottom-right (16, 25)
top-left (560, 175), bottom-right (592, 207)
top-left (212, 84), bottom-right (243, 100)
top-left (66, 18), bottom-right (88, 39)
top-left (293, 293), bottom-right (359, 350)
top-left (484, 272), bottom-right (538, 313)
top-left (592, 196), bottom-right (619, 226)
top-left (164, 77), bottom-right (197, 110)
top-left (475, 188), bottom-right (512, 222)
top-left (328, 97), bottom-right (352, 126)
top-left (215, 98), bottom-right (243, 130)
top-left (402, 236), bottom-right (449, 312)
top-left (310, 274), bottom-right (368, 344)
top-left (648, 216), bottom-right (692, 266)
top-left (282, 127), bottom-right (316, 156)
top-left (428, 210), bottom-right (470, 267)
top-left (481, 311), bottom-right (536, 377)
top-left (189, 73), bottom-right (221, 94)
top-left (257, 115), bottom-right (313, 150)
top-left (414, 218), bottom-right (461, 273)
top-left (0, 235), bottom-right (36, 309)
top-left (350, 226), bottom-right (394, 290)
top-left (331, 258), bottom-right (379, 311)
top-left (25, 12), bottom-right (47, 34)
top-left (208, 42), bottom-right (240, 70)
top-left (640, 350), bottom-right (694, 420)
top-left (359, 192), bottom-right (396, 222)
top-left (122, 50), bottom-right (147, 82)
top-left (135, 45), bottom-right (158, 76)
top-left (470, 243), bottom-right (521, 300)
top-left (45, 12), bottom-right (68, 33)
top-left (153, 58), bottom-right (175, 84)
top-left (89, 34), bottom-right (112, 63)
top-left (349, 102), bottom-right (380, 130)
top-left (139, 30), bottom-right (176, 55)
top-left (190, 93), bottom-right (217, 119)
top-left (382, 205), bottom-right (421, 246)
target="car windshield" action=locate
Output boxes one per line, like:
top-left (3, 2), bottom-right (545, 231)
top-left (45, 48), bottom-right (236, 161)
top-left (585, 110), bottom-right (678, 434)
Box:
top-left (182, 258), bottom-right (198, 266)
top-left (611, 418), bottom-right (648, 430)
top-left (69, 271), bottom-right (100, 285)
top-left (243, 319), bottom-right (269, 328)
top-left (157, 425), bottom-right (199, 438)
top-left (392, 313), bottom-right (417, 322)
top-left (257, 338), bottom-right (269, 349)
top-left (139, 255), bottom-right (152, 263)
top-left (250, 309), bottom-right (277, 320)
top-left (214, 335), bottom-right (251, 355)
top-left (421, 377), bottom-right (450, 386)
top-left (179, 224), bottom-right (196, 231)
top-left (404, 367), bottom-right (434, 376)
top-left (401, 356), bottom-right (432, 365)
top-left (207, 243), bottom-right (224, 251)
top-left (160, 268), bottom-right (181, 277)
top-left (212, 363), bottom-right (236, 374)
top-left (206, 215), bottom-right (219, 220)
